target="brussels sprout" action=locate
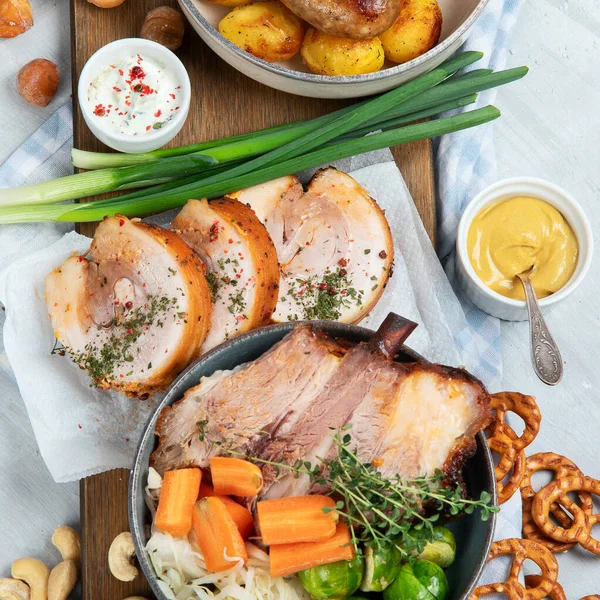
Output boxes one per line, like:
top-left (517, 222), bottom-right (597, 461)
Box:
top-left (359, 545), bottom-right (403, 592)
top-left (397, 526), bottom-right (456, 569)
top-left (382, 560), bottom-right (449, 600)
top-left (299, 556), bottom-right (365, 599)
top-left (416, 527), bottom-right (456, 568)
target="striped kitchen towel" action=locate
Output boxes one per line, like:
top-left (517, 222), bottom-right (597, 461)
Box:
top-left (435, 0), bottom-right (525, 389)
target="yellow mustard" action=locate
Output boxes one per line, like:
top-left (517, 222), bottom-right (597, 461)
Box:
top-left (467, 197), bottom-right (578, 301)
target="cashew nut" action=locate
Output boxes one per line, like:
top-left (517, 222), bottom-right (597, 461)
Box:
top-left (108, 532), bottom-right (138, 582)
top-left (0, 578), bottom-right (30, 600)
top-left (47, 560), bottom-right (77, 600)
top-left (51, 526), bottom-right (81, 569)
top-left (11, 558), bottom-right (49, 600)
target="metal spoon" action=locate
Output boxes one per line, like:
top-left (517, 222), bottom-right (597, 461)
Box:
top-left (516, 267), bottom-right (563, 386)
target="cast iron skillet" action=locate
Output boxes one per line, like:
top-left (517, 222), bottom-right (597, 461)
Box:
top-left (129, 317), bottom-right (497, 599)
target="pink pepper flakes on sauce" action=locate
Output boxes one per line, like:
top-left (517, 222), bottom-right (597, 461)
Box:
top-left (93, 104), bottom-right (107, 117)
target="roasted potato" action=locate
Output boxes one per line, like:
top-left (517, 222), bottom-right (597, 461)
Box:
top-left (379, 0), bottom-right (442, 64)
top-left (207, 0), bottom-right (249, 6)
top-left (301, 28), bottom-right (384, 76)
top-left (219, 2), bottom-right (305, 62)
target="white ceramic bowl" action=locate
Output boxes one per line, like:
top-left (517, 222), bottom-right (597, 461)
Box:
top-left (456, 177), bottom-right (594, 322)
top-left (78, 39), bottom-right (191, 153)
top-left (178, 0), bottom-right (490, 99)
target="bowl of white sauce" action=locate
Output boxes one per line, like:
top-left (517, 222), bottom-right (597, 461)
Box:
top-left (78, 38), bottom-right (191, 153)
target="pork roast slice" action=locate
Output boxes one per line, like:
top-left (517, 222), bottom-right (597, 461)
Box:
top-left (150, 325), bottom-right (346, 474)
top-left (259, 344), bottom-right (408, 499)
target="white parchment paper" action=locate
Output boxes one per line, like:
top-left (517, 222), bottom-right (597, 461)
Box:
top-left (0, 153), bottom-right (477, 482)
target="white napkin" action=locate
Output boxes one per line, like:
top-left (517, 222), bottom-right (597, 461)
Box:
top-left (0, 155), bottom-right (480, 482)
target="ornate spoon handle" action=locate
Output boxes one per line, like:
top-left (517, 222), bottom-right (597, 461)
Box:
top-left (518, 274), bottom-right (563, 386)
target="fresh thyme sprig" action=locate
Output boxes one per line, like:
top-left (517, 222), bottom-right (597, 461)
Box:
top-left (228, 427), bottom-right (498, 557)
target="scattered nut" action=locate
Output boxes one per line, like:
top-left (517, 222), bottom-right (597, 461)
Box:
top-left (17, 59), bottom-right (60, 107)
top-left (0, 0), bottom-right (33, 38)
top-left (87, 0), bottom-right (127, 7)
top-left (140, 6), bottom-right (185, 51)
top-left (47, 560), bottom-right (77, 600)
top-left (108, 532), bottom-right (138, 582)
top-left (0, 578), bottom-right (31, 600)
top-left (52, 526), bottom-right (81, 569)
top-left (11, 558), bottom-right (50, 600)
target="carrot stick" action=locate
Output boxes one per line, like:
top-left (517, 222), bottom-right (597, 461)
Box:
top-left (198, 481), bottom-right (217, 498)
top-left (192, 496), bottom-right (248, 572)
top-left (154, 468), bottom-right (202, 537)
top-left (210, 457), bottom-right (264, 496)
top-left (198, 482), bottom-right (255, 540)
top-left (257, 495), bottom-right (338, 545)
top-left (220, 497), bottom-right (255, 540)
top-left (269, 522), bottom-right (355, 578)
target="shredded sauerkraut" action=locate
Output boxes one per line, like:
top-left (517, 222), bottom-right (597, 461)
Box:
top-left (145, 468), bottom-right (310, 600)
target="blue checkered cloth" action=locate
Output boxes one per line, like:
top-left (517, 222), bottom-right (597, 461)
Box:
top-left (435, 0), bottom-right (524, 388)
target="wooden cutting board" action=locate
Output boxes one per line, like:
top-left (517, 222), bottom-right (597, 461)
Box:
top-left (70, 1), bottom-right (437, 598)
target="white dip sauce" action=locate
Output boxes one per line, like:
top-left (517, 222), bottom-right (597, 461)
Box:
top-left (87, 54), bottom-right (181, 136)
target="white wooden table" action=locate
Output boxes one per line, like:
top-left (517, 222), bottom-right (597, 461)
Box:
top-left (1, 0), bottom-right (599, 596)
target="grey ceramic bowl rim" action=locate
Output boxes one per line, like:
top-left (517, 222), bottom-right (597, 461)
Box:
top-left (178, 0), bottom-right (492, 85)
top-left (129, 319), bottom-right (497, 600)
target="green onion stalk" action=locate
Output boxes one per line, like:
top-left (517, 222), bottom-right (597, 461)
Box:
top-left (0, 106), bottom-right (500, 224)
top-left (1, 52), bottom-right (483, 208)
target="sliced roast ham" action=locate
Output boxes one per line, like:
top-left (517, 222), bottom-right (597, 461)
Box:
top-left (150, 316), bottom-right (493, 500)
top-left (45, 216), bottom-right (212, 397)
top-left (229, 168), bottom-right (394, 324)
top-left (172, 197), bottom-right (280, 352)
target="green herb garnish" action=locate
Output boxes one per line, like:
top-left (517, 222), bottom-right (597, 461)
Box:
top-left (229, 429), bottom-right (497, 557)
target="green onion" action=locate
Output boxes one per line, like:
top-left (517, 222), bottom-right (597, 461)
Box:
top-left (1, 53), bottom-right (490, 208)
top-left (0, 106), bottom-right (500, 224)
top-left (72, 51), bottom-right (486, 171)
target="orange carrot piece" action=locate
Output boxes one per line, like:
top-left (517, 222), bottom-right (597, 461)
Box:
top-left (269, 522), bottom-right (355, 578)
top-left (155, 468), bottom-right (202, 537)
top-left (257, 495), bottom-right (338, 545)
top-left (198, 481), bottom-right (216, 498)
top-left (192, 497), bottom-right (248, 572)
top-left (210, 457), bottom-right (264, 496)
top-left (220, 497), bottom-right (255, 540)
top-left (198, 482), bottom-right (255, 539)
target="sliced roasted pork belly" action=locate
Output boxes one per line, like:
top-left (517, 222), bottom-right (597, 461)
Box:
top-left (350, 363), bottom-right (492, 482)
top-left (172, 198), bottom-right (280, 352)
top-left (150, 326), bottom-right (346, 474)
top-left (45, 216), bottom-right (212, 397)
top-left (260, 345), bottom-right (407, 499)
top-left (230, 168), bottom-right (393, 324)
top-left (261, 360), bottom-right (492, 499)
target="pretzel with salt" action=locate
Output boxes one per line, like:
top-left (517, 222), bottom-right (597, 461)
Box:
top-left (469, 538), bottom-right (559, 600)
